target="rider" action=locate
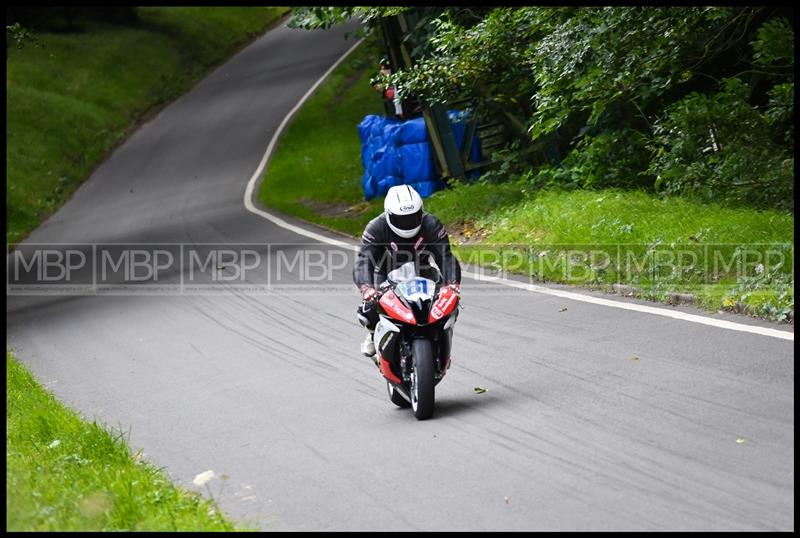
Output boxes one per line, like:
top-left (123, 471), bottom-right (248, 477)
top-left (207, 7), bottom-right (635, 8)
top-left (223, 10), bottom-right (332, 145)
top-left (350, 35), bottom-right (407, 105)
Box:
top-left (353, 184), bottom-right (461, 358)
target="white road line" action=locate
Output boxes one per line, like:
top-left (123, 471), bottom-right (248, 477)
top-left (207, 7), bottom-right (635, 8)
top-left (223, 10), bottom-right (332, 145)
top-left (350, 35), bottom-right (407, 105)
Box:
top-left (243, 33), bottom-right (794, 343)
top-left (243, 37), bottom-right (363, 251)
top-left (465, 271), bottom-right (794, 341)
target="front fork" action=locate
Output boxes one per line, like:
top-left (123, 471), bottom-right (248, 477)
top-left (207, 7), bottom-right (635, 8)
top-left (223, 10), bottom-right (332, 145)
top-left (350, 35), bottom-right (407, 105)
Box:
top-left (399, 328), bottom-right (453, 383)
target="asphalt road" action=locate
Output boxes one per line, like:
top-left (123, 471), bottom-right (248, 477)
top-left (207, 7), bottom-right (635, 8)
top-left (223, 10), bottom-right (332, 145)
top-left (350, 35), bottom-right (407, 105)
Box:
top-left (6, 21), bottom-right (794, 531)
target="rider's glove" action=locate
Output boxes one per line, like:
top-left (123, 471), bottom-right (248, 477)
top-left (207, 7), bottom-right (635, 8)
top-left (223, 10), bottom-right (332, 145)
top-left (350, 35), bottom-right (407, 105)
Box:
top-left (360, 285), bottom-right (380, 302)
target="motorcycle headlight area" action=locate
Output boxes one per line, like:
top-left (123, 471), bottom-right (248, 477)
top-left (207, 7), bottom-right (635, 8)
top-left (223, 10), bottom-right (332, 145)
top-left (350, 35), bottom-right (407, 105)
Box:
top-left (395, 277), bottom-right (436, 302)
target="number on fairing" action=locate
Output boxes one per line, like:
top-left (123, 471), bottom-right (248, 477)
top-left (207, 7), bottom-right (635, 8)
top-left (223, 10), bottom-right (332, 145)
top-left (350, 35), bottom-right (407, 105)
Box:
top-left (397, 277), bottom-right (435, 301)
top-left (406, 278), bottom-right (428, 296)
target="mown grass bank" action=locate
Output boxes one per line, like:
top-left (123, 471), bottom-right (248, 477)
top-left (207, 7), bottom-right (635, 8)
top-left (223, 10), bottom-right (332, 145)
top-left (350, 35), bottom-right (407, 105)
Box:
top-left (6, 351), bottom-right (247, 531)
top-left (433, 184), bottom-right (793, 321)
top-left (258, 30), bottom-right (794, 322)
top-left (6, 7), bottom-right (289, 244)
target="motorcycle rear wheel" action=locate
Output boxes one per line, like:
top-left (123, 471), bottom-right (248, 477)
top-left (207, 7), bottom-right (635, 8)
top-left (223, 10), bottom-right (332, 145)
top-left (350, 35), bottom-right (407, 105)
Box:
top-left (410, 339), bottom-right (435, 420)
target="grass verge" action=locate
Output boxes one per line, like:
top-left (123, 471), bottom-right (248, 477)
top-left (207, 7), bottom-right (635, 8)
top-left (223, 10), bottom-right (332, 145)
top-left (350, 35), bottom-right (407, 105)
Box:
top-left (6, 350), bottom-right (248, 531)
top-left (6, 7), bottom-right (289, 244)
top-left (259, 30), bottom-right (793, 323)
top-left (434, 184), bottom-right (794, 322)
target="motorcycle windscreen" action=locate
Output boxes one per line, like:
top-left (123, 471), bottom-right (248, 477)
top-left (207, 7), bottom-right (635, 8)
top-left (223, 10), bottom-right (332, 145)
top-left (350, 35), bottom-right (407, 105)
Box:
top-left (387, 261), bottom-right (417, 284)
top-left (395, 277), bottom-right (435, 302)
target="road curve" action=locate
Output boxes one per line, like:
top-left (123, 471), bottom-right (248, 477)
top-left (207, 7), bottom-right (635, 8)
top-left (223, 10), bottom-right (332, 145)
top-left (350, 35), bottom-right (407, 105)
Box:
top-left (6, 21), bottom-right (794, 531)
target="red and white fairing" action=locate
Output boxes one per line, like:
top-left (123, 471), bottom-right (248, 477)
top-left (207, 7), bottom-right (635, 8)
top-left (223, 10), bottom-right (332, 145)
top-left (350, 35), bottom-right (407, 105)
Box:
top-left (428, 285), bottom-right (458, 323)
top-left (379, 290), bottom-right (416, 324)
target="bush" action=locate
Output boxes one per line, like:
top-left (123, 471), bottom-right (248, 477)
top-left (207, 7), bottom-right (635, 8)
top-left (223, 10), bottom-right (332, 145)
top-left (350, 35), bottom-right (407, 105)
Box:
top-left (531, 128), bottom-right (653, 191)
top-left (648, 77), bottom-right (793, 210)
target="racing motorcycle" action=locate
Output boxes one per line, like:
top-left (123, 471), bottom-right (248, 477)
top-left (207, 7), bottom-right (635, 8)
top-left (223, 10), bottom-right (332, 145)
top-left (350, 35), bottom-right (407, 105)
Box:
top-left (369, 261), bottom-right (460, 420)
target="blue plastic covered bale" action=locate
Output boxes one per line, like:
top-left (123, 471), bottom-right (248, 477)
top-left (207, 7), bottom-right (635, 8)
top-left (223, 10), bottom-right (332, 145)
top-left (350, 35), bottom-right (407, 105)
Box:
top-left (362, 170), bottom-right (377, 201)
top-left (360, 116), bottom-right (387, 175)
top-left (388, 117), bottom-right (429, 145)
top-left (362, 136), bottom-right (384, 171)
top-left (376, 175), bottom-right (404, 194)
top-left (365, 147), bottom-right (382, 178)
top-left (358, 110), bottom-right (482, 200)
top-left (399, 142), bottom-right (435, 184)
top-left (372, 146), bottom-right (401, 179)
top-left (372, 116), bottom-right (399, 139)
top-left (359, 115), bottom-right (401, 147)
top-left (357, 115), bottom-right (378, 144)
top-left (382, 122), bottom-right (401, 140)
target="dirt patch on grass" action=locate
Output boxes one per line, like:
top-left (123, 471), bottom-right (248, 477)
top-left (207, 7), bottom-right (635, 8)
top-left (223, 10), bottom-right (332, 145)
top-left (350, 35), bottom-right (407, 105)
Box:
top-left (299, 197), bottom-right (374, 219)
top-left (446, 220), bottom-right (491, 245)
top-left (330, 66), bottom-right (368, 106)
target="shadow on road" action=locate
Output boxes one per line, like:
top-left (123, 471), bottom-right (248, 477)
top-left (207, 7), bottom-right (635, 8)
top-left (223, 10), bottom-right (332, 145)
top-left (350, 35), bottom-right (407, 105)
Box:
top-left (430, 394), bottom-right (503, 420)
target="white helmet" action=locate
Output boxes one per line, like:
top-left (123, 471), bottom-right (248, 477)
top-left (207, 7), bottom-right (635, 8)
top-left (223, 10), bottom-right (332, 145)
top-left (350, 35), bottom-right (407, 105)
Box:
top-left (384, 184), bottom-right (423, 238)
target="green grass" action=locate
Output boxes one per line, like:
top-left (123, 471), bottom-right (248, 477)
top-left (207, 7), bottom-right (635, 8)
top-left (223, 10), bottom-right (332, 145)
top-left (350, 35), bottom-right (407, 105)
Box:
top-left (258, 32), bottom-right (385, 236)
top-left (6, 7), bottom-right (289, 244)
top-left (6, 351), bottom-right (250, 531)
top-left (259, 30), bottom-right (794, 322)
top-left (435, 186), bottom-right (794, 321)
top-left (428, 185), bottom-right (792, 246)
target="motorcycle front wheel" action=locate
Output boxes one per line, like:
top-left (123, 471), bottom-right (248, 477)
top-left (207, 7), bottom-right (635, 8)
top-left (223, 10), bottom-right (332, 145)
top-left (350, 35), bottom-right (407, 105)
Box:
top-left (410, 339), bottom-right (435, 420)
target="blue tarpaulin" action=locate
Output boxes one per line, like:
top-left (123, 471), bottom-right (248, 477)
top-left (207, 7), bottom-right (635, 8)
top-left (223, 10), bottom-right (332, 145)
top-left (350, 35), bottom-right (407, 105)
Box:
top-left (357, 111), bottom-right (482, 201)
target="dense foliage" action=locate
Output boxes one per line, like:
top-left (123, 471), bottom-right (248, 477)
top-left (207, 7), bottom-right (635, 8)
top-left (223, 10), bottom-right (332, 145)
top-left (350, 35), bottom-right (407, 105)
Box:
top-left (291, 7), bottom-right (794, 211)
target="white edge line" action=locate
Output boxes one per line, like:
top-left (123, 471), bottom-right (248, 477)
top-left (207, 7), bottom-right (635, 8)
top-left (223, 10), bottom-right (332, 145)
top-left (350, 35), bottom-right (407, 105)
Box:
top-left (243, 34), bottom-right (794, 343)
top-left (463, 271), bottom-right (793, 341)
top-left (244, 37), bottom-right (363, 252)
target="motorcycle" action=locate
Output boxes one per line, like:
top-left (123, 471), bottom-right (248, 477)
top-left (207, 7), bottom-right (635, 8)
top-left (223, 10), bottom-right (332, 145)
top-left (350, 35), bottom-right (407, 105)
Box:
top-left (368, 261), bottom-right (460, 420)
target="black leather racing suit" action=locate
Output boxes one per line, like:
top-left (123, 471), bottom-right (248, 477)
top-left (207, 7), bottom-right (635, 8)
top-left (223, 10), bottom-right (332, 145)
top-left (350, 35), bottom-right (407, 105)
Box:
top-left (353, 212), bottom-right (461, 331)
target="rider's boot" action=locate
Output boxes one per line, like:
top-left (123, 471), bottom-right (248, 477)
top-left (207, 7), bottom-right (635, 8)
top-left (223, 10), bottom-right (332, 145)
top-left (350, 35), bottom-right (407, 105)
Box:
top-left (361, 332), bottom-right (377, 365)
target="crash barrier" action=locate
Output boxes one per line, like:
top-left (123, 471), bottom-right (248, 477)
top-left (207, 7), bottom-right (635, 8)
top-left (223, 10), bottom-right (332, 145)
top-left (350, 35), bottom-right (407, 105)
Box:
top-left (358, 111), bottom-right (482, 200)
